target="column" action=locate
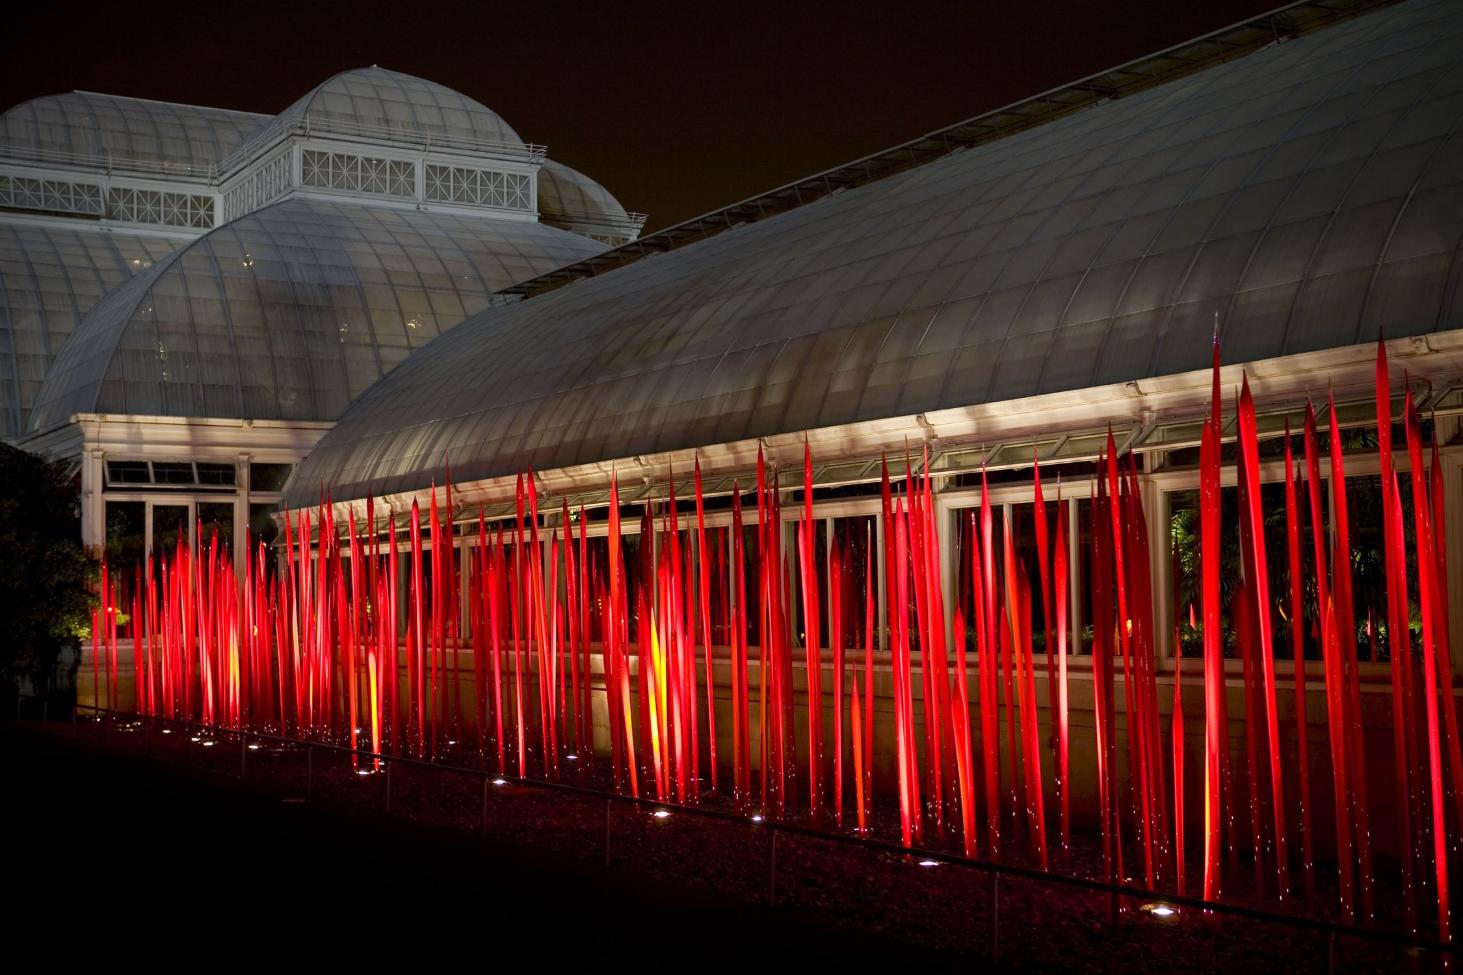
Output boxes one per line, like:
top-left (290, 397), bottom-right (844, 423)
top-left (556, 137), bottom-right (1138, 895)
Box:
top-left (81, 448), bottom-right (105, 558)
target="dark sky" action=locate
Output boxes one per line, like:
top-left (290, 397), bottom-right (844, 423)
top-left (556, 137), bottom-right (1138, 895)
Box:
top-left (4, 0), bottom-right (1277, 233)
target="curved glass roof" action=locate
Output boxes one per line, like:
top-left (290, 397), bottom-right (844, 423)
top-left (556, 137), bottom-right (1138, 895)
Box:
top-left (287, 0), bottom-right (1463, 507)
top-left (0, 92), bottom-right (268, 176)
top-left (28, 196), bottom-right (603, 431)
top-left (228, 67), bottom-right (525, 164)
top-left (0, 225), bottom-right (179, 439)
top-left (537, 160), bottom-right (631, 226)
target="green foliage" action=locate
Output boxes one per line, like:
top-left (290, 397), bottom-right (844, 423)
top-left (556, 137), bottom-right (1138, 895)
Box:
top-left (1169, 474), bottom-right (1422, 663)
top-left (0, 443), bottom-right (97, 693)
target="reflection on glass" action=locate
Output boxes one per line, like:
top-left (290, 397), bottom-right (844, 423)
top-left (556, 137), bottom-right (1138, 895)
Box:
top-left (105, 500), bottom-right (145, 567)
top-left (1345, 474), bottom-right (1417, 663)
top-left (249, 503), bottom-right (280, 549)
top-left (792, 519), bottom-right (828, 647)
top-left (152, 504), bottom-right (189, 557)
top-left (1077, 497), bottom-right (1097, 655)
top-left (580, 528), bottom-right (645, 644)
top-left (105, 461), bottom-right (150, 485)
top-left (1010, 500), bottom-right (1057, 655)
top-left (152, 462), bottom-right (194, 485)
top-left (952, 506), bottom-right (1007, 657)
top-left (197, 501), bottom-right (234, 553)
top-left (742, 522), bottom-right (762, 648)
top-left (250, 462), bottom-right (293, 492)
top-left (831, 515), bottom-right (876, 652)
top-left (1168, 480), bottom-right (1330, 662)
top-left (194, 462), bottom-right (236, 486)
top-left (703, 526), bottom-right (731, 646)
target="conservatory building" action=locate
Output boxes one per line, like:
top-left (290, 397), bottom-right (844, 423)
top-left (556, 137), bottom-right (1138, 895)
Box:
top-left (4, 67), bottom-right (642, 569)
top-left (147, 0), bottom-right (1462, 831)
top-left (5, 0), bottom-right (1463, 822)
top-left (284, 0), bottom-right (1463, 684)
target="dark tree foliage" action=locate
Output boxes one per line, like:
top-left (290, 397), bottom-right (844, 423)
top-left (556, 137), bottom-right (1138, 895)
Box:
top-left (0, 443), bottom-right (95, 698)
top-left (1170, 425), bottom-right (1424, 663)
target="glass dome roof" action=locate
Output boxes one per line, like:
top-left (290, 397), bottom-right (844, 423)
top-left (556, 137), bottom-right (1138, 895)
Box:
top-left (0, 224), bottom-right (179, 439)
top-left (285, 0), bottom-right (1463, 507)
top-left (28, 196), bottom-right (604, 431)
top-left (0, 91), bottom-right (268, 176)
top-left (226, 67), bottom-right (527, 165)
top-left (537, 160), bottom-right (632, 226)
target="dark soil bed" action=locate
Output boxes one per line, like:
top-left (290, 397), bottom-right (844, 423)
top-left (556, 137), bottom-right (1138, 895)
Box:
top-left (12, 714), bottom-right (1446, 973)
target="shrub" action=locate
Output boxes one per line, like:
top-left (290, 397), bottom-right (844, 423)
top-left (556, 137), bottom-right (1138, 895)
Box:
top-left (0, 443), bottom-right (96, 699)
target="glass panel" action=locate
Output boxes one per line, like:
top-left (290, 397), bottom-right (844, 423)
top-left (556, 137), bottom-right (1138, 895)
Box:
top-left (401, 535), bottom-right (437, 637)
top-left (105, 460), bottom-right (151, 485)
top-left (1168, 480), bottom-right (1327, 662)
top-left (741, 522), bottom-right (761, 648)
top-left (104, 500), bottom-right (145, 567)
top-left (1161, 423), bottom-right (1426, 470)
top-left (249, 503), bottom-right (280, 550)
top-left (250, 462), bottom-right (293, 492)
top-left (1077, 498), bottom-right (1097, 655)
top-left (152, 462), bottom-right (194, 485)
top-left (582, 534), bottom-right (609, 643)
top-left (952, 506), bottom-right (1009, 657)
top-left (831, 515), bottom-right (876, 653)
top-left (194, 462), bottom-right (236, 486)
top-left (702, 525), bottom-right (731, 646)
top-left (792, 519), bottom-right (828, 648)
top-left (196, 501), bottom-right (234, 554)
top-left (623, 529), bottom-right (645, 644)
top-left (1010, 500), bottom-right (1057, 656)
top-left (152, 503), bottom-right (189, 556)
top-left (1345, 474), bottom-right (1416, 663)
top-left (1171, 486), bottom-right (1237, 660)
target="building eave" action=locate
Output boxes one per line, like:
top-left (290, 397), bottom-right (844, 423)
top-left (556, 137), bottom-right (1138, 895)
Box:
top-left (309, 331), bottom-right (1463, 528)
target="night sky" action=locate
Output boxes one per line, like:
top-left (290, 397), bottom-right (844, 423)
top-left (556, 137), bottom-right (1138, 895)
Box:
top-left (5, 1), bottom-right (1276, 233)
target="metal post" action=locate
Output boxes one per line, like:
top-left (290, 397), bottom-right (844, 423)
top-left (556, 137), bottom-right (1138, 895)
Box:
top-left (241, 732), bottom-right (247, 778)
top-left (42, 698), bottom-right (47, 725)
top-left (603, 797), bottom-right (612, 867)
top-left (990, 872), bottom-right (1000, 963)
top-left (386, 760), bottom-right (393, 813)
top-left (768, 829), bottom-right (778, 907)
top-left (307, 743), bottom-right (313, 798)
top-left (1327, 931), bottom-right (1337, 975)
top-left (481, 777), bottom-right (489, 837)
